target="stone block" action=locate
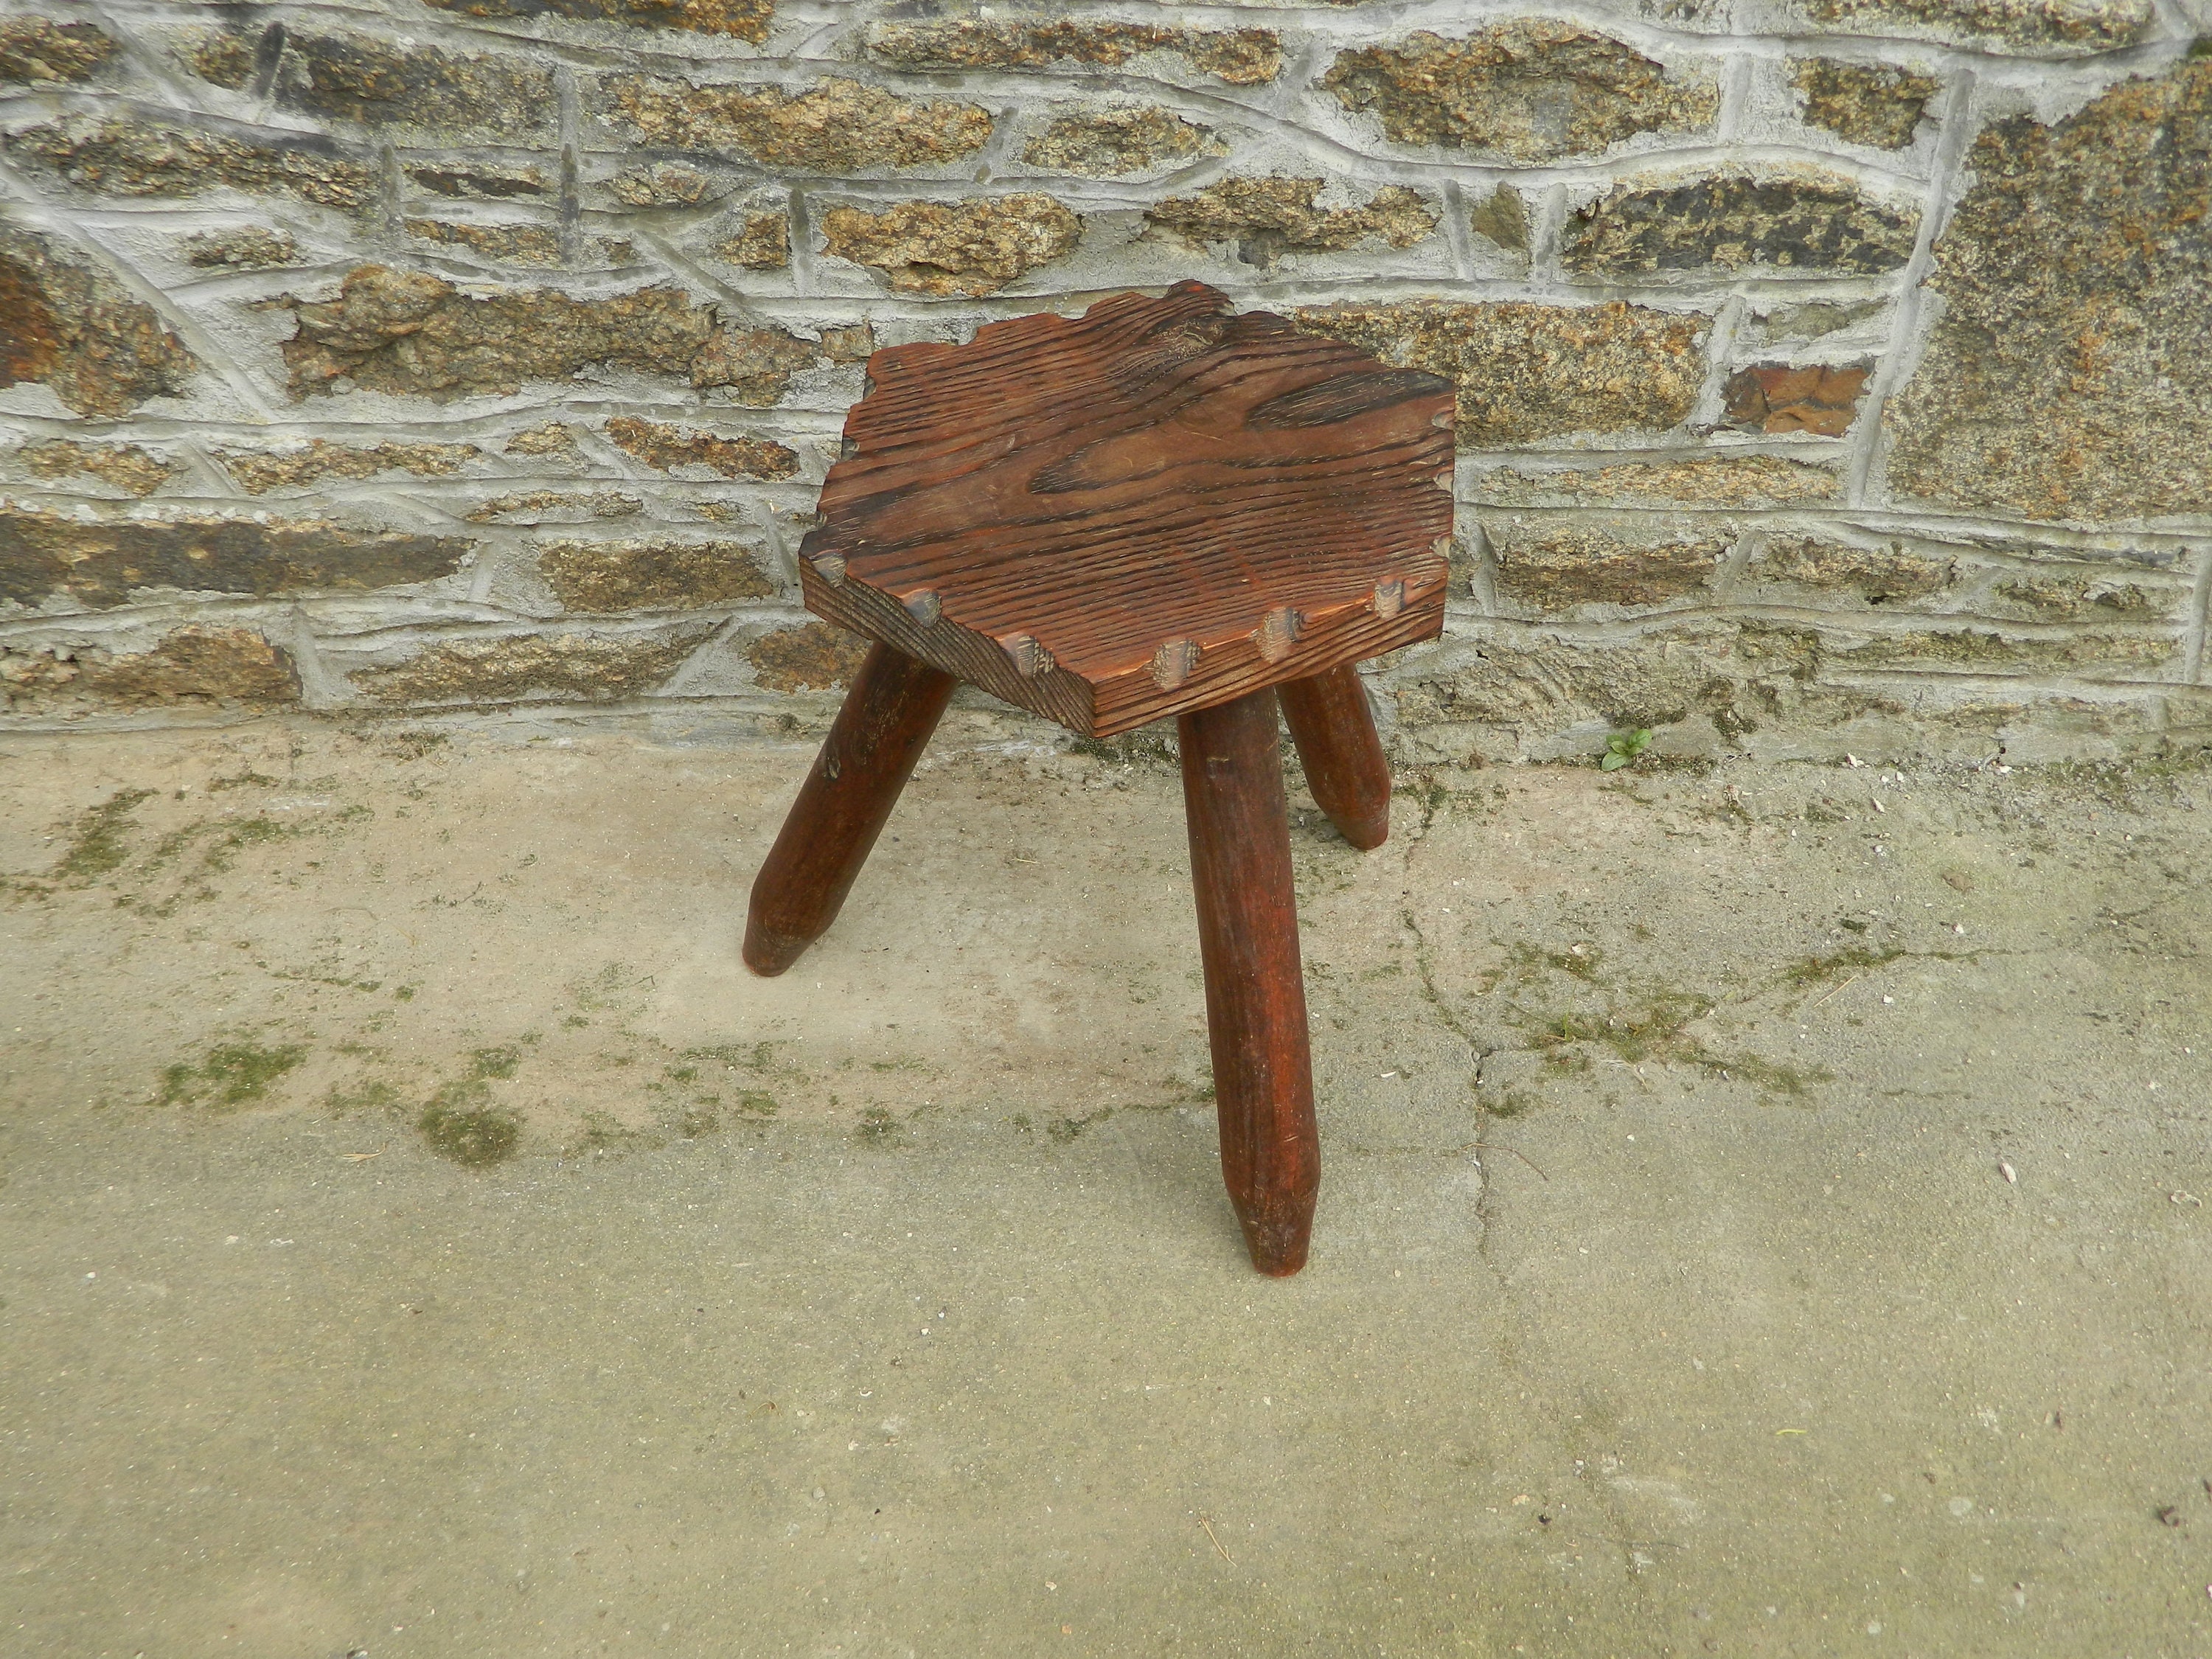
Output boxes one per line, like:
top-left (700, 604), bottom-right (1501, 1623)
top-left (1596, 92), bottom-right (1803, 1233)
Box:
top-left (818, 196), bottom-right (1081, 296)
top-left (1989, 574), bottom-right (2174, 621)
top-left (1722, 364), bottom-right (1871, 436)
top-left (605, 163), bottom-right (720, 208)
top-left (175, 26), bottom-right (259, 89)
top-left (417, 0), bottom-right (774, 44)
top-left (602, 416), bottom-right (797, 479)
top-left (215, 440), bottom-right (484, 495)
top-left (1, 628), bottom-right (299, 714)
top-left (688, 324), bottom-right (823, 404)
top-left (0, 229), bottom-right (197, 416)
top-left (1020, 107), bottom-right (1216, 178)
top-left (1885, 60), bottom-right (2212, 522)
top-left (866, 20), bottom-right (1280, 86)
top-left (602, 75), bottom-right (990, 171)
top-left (19, 441), bottom-right (176, 497)
top-left (711, 212), bottom-right (791, 270)
top-left (408, 164), bottom-right (551, 202)
top-left (465, 491), bottom-right (644, 526)
top-left (1291, 300), bottom-right (1708, 447)
top-left (1467, 185), bottom-right (1530, 252)
top-left (747, 621), bottom-right (869, 691)
top-left (1146, 178), bottom-right (1438, 264)
top-left (537, 537), bottom-right (775, 611)
top-left (353, 625), bottom-right (714, 703)
top-left (276, 32), bottom-right (555, 142)
top-left (0, 508), bottom-right (471, 609)
top-left (1489, 524), bottom-right (1732, 610)
top-left (1792, 59), bottom-right (1940, 150)
top-left (404, 219), bottom-right (566, 266)
top-left (9, 117), bottom-right (376, 212)
top-left (1471, 456), bottom-right (1837, 508)
top-left (184, 229), bottom-right (300, 269)
top-left (1793, 0), bottom-right (2154, 55)
top-left (0, 16), bottom-right (116, 83)
top-left (1833, 626), bottom-right (2180, 676)
top-left (1563, 170), bottom-right (1918, 276)
top-left (1321, 24), bottom-right (1718, 161)
top-left (1744, 537), bottom-right (1955, 603)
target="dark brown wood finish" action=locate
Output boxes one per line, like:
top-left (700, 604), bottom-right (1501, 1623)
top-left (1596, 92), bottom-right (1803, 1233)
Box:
top-left (1278, 663), bottom-right (1393, 852)
top-left (742, 642), bottom-right (956, 978)
top-left (800, 282), bottom-right (1455, 737)
top-left (1179, 688), bottom-right (1321, 1276)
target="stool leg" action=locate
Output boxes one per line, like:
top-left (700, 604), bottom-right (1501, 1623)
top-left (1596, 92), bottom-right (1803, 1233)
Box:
top-left (743, 642), bottom-right (956, 977)
top-left (1179, 689), bottom-right (1321, 1276)
top-left (1277, 662), bottom-right (1391, 852)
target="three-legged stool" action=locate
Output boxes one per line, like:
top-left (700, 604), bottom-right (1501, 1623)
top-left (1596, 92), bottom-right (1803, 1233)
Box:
top-left (744, 282), bottom-right (1455, 1275)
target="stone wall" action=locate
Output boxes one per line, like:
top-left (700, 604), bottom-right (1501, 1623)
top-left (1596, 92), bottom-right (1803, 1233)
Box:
top-left (2, 0), bottom-right (2208, 763)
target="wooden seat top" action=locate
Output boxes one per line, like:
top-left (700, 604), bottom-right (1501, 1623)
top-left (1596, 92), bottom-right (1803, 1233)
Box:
top-left (797, 281), bottom-right (1455, 737)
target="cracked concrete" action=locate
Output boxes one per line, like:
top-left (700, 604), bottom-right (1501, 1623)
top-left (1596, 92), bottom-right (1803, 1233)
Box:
top-left (3, 710), bottom-right (2210, 1655)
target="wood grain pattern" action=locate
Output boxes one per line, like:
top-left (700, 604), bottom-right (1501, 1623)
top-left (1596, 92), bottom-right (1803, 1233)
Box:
top-left (742, 642), bottom-right (956, 977)
top-left (1180, 688), bottom-right (1321, 1276)
top-left (799, 281), bottom-right (1455, 737)
top-left (1279, 663), bottom-right (1393, 852)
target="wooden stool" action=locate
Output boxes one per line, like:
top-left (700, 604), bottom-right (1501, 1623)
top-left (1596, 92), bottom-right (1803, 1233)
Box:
top-left (744, 282), bottom-right (1455, 1275)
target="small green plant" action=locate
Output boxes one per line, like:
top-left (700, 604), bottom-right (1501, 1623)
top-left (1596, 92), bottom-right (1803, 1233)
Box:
top-left (1599, 728), bottom-right (1654, 771)
top-left (161, 1041), bottom-right (307, 1108)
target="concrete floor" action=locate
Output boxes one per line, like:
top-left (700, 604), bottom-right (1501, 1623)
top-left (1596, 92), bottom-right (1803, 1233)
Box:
top-left (3, 706), bottom-right (2210, 1658)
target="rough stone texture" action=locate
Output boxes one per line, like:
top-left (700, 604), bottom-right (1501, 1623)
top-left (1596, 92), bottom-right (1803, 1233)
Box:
top-left (1472, 456), bottom-right (1839, 507)
top-left (1745, 536), bottom-right (1955, 602)
top-left (20, 442), bottom-right (176, 497)
top-left (279, 266), bottom-right (718, 400)
top-left (1794, 58), bottom-right (1941, 150)
top-left (0, 509), bottom-right (471, 609)
top-left (177, 27), bottom-right (257, 89)
top-left (688, 324), bottom-right (822, 403)
top-left (408, 164), bottom-right (550, 201)
top-left (537, 537), bottom-right (773, 611)
top-left (608, 164), bottom-right (718, 208)
top-left (1564, 170), bottom-right (1920, 276)
top-left (604, 77), bottom-right (991, 172)
top-left (0, 628), bottom-right (300, 713)
top-left (1885, 59), bottom-right (2212, 522)
top-left (1293, 300), bottom-right (1708, 446)
top-left (1021, 107), bottom-right (1214, 178)
top-left (0, 230), bottom-right (198, 417)
top-left (418, 0), bottom-right (774, 45)
top-left (818, 196), bottom-right (1082, 296)
top-left (184, 229), bottom-right (301, 270)
top-left (1722, 363), bottom-right (1872, 435)
top-left (355, 627), bottom-right (712, 703)
top-left (867, 21), bottom-right (1281, 87)
top-left (465, 490), bottom-right (643, 524)
top-left (1321, 24), bottom-right (1719, 162)
top-left (1490, 526), bottom-right (1731, 608)
top-left (217, 441), bottom-right (482, 495)
top-left (503, 423), bottom-right (582, 459)
top-left (9, 119), bottom-right (378, 212)
top-left (603, 416), bottom-right (797, 479)
top-left (276, 33), bottom-right (555, 141)
top-left (0, 16), bottom-right (116, 83)
top-left (1993, 572), bottom-right (2166, 619)
top-left (1835, 625), bottom-right (2177, 673)
top-left (747, 620), bottom-right (868, 690)
top-left (1795, 0), bottom-right (2155, 53)
top-left (405, 219), bottom-right (566, 265)
top-left (712, 213), bottom-right (791, 271)
top-left (1467, 184), bottom-right (1530, 251)
top-left (1146, 178), bottom-right (1439, 262)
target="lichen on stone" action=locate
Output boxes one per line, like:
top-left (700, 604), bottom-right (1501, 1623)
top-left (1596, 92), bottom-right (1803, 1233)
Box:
top-left (1793, 59), bottom-right (1940, 150)
top-left (689, 324), bottom-right (821, 403)
top-left (1292, 299), bottom-right (1708, 447)
top-left (21, 441), bottom-right (177, 497)
top-left (1472, 456), bottom-right (1838, 508)
top-left (603, 416), bottom-right (797, 479)
top-left (0, 507), bottom-right (471, 608)
top-left (503, 422), bottom-right (583, 458)
top-left (1722, 363), bottom-right (1872, 436)
top-left (9, 117), bottom-right (377, 212)
top-left (184, 228), bottom-right (301, 269)
top-left (405, 218), bottom-right (566, 265)
top-left (0, 16), bottom-right (116, 83)
top-left (177, 27), bottom-right (257, 89)
top-left (747, 621), bottom-right (869, 691)
top-left (408, 164), bottom-right (549, 201)
top-left (867, 20), bottom-right (1281, 86)
top-left (0, 229), bottom-right (198, 417)
top-left (279, 265), bottom-right (720, 400)
top-left (1146, 178), bottom-right (1439, 263)
top-left (1468, 184), bottom-right (1530, 251)
top-left (216, 440), bottom-right (482, 494)
top-left (1994, 574), bottom-right (2164, 619)
top-left (1795, 0), bottom-right (2154, 54)
top-left (1491, 525), bottom-right (1731, 609)
top-left (712, 212), bottom-right (791, 271)
top-left (356, 625), bottom-right (713, 703)
top-left (1746, 537), bottom-right (1954, 602)
top-left (604, 75), bottom-right (991, 171)
top-left (818, 195), bottom-right (1081, 296)
top-left (417, 0), bottom-right (776, 45)
top-left (608, 162), bottom-right (720, 207)
top-left (1885, 59), bottom-right (2212, 521)
top-left (1322, 24), bottom-right (1718, 162)
top-left (1020, 107), bottom-right (1214, 178)
top-left (276, 32), bottom-right (555, 141)
top-left (538, 537), bottom-right (775, 611)
top-left (1563, 170), bottom-right (1919, 276)
top-left (1, 628), bottom-right (300, 713)
top-left (465, 490), bottom-right (644, 524)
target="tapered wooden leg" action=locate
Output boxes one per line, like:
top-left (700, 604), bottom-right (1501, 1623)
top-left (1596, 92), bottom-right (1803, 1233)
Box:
top-left (1277, 661), bottom-right (1391, 852)
top-left (743, 642), bottom-right (956, 977)
top-left (1179, 689), bottom-right (1320, 1276)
